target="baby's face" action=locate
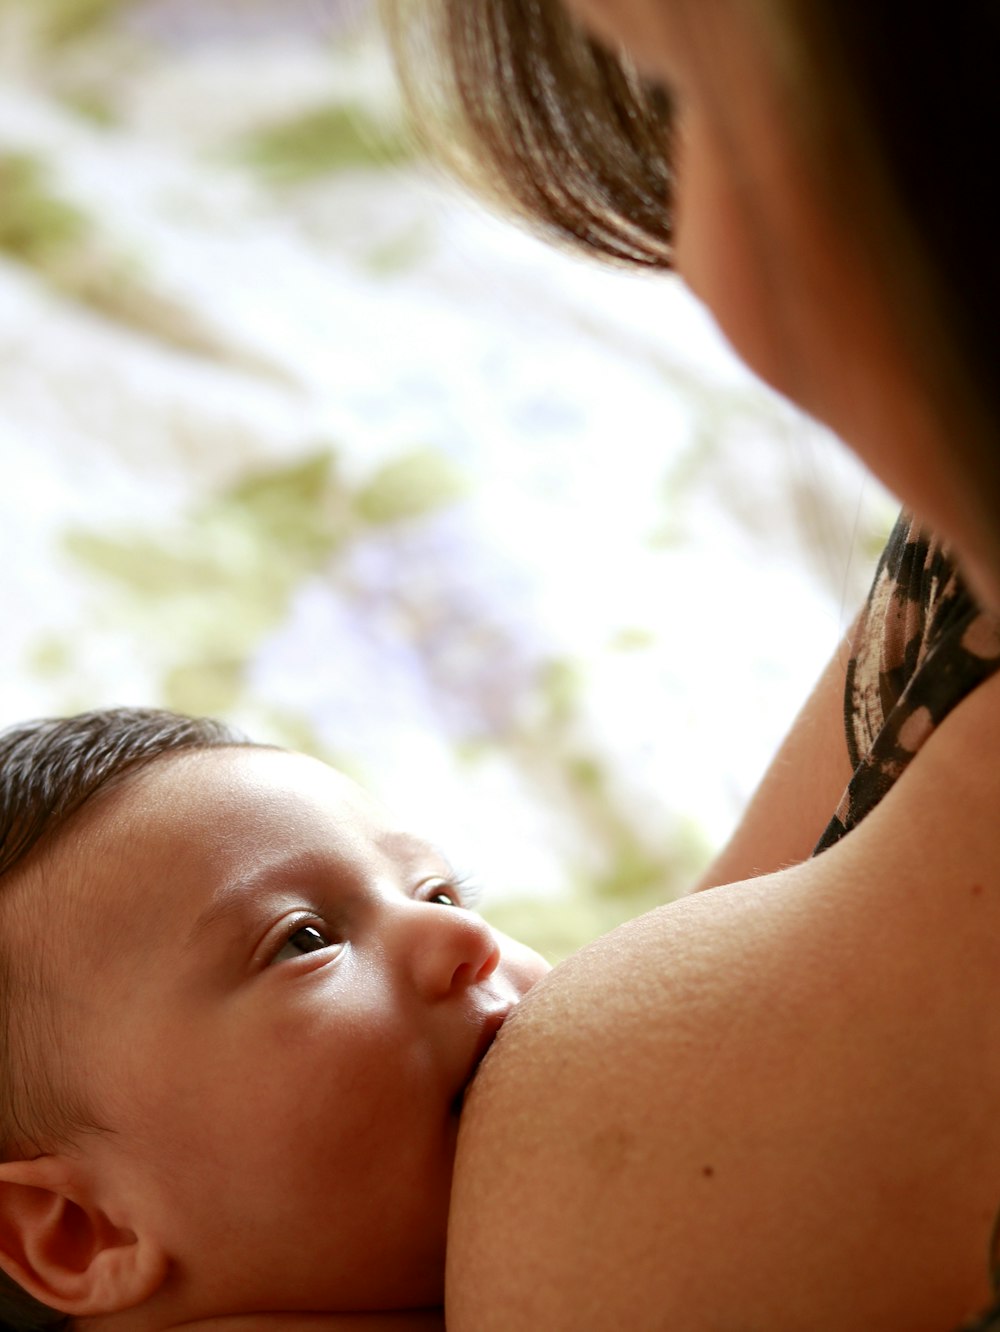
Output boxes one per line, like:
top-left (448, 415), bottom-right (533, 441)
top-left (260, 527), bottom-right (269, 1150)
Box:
top-left (42, 748), bottom-right (549, 1318)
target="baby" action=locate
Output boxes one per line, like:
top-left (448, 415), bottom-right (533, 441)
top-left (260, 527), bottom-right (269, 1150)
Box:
top-left (0, 708), bottom-right (549, 1332)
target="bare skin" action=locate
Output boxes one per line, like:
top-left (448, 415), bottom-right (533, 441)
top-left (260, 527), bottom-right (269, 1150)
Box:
top-left (448, 664), bottom-right (1000, 1330)
top-left (139, 1316), bottom-right (444, 1331)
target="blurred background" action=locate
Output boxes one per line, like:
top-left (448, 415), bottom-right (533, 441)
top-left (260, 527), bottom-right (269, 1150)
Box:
top-left (0, 0), bottom-right (893, 957)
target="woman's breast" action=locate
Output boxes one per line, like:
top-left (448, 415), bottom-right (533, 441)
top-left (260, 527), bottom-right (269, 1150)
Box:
top-left (446, 861), bottom-right (1000, 1331)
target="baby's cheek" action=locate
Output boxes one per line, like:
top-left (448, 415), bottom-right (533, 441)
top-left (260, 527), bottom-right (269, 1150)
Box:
top-left (497, 932), bottom-right (551, 994)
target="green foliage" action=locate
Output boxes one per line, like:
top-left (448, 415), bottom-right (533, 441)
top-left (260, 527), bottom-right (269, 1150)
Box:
top-left (36, 0), bottom-right (131, 48)
top-left (611, 627), bottom-right (657, 651)
top-left (29, 636), bottom-right (74, 680)
top-left (57, 446), bottom-right (466, 719)
top-left (483, 650), bottom-right (712, 960)
top-left (0, 151), bottom-right (91, 268)
top-left (364, 223), bottom-right (432, 277)
top-left (225, 452), bottom-right (348, 561)
top-left (355, 448), bottom-right (466, 525)
top-left (237, 102), bottom-right (414, 184)
top-left (862, 510), bottom-right (896, 562)
top-left (539, 659), bottom-right (583, 728)
top-left (0, 153), bottom-right (268, 372)
top-left (58, 87), bottom-right (120, 127)
top-left (61, 450), bottom-right (347, 716)
top-left (67, 449), bottom-right (345, 607)
top-left (563, 753), bottom-right (707, 913)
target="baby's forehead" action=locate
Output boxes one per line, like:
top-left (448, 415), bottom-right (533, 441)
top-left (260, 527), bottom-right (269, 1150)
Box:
top-left (24, 747), bottom-right (398, 955)
top-left (90, 745), bottom-right (382, 836)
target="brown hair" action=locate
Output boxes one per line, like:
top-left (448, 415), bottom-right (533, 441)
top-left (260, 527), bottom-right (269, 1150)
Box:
top-left (384, 0), bottom-right (674, 266)
top-left (382, 0), bottom-right (1000, 569)
top-left (0, 708), bottom-right (251, 1331)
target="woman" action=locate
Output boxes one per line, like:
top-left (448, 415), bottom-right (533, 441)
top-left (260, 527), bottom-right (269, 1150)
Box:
top-left (384, 3), bottom-right (1000, 1329)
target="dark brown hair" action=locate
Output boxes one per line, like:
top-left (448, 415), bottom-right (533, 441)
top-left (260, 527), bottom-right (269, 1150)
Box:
top-left (0, 708), bottom-right (251, 1331)
top-left (382, 0), bottom-right (1000, 569)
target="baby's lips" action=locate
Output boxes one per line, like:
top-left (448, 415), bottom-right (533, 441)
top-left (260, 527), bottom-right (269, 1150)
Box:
top-left (455, 1005), bottom-right (511, 1111)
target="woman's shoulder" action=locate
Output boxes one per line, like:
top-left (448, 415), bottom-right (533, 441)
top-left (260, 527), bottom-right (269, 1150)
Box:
top-left (448, 668), bottom-right (1000, 1331)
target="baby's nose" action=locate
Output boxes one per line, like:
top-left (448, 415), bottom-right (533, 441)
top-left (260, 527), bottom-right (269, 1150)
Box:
top-left (397, 899), bottom-right (501, 999)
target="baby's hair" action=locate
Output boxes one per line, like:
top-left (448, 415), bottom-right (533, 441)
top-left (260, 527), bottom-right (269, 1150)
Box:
top-left (0, 707), bottom-right (252, 1331)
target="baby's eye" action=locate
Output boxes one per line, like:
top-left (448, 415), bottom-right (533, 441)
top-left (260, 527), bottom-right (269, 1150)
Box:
top-left (428, 886), bottom-right (461, 907)
top-left (421, 876), bottom-right (482, 909)
top-left (272, 924), bottom-right (339, 964)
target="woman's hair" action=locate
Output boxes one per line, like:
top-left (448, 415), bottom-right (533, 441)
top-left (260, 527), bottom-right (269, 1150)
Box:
top-left (383, 0), bottom-right (675, 266)
top-left (382, 0), bottom-right (1000, 566)
top-left (0, 708), bottom-right (251, 1331)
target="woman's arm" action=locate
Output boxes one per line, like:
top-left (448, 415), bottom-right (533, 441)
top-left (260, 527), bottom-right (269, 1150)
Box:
top-left (447, 668), bottom-right (1000, 1331)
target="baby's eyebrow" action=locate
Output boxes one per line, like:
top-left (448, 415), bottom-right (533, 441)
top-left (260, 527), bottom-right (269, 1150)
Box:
top-left (184, 880), bottom-right (258, 952)
top-left (183, 852), bottom-right (319, 952)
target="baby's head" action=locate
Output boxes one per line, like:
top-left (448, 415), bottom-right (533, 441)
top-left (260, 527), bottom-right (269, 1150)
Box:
top-left (0, 709), bottom-right (548, 1330)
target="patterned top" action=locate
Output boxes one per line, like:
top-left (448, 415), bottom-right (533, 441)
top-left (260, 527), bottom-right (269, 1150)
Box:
top-left (811, 510), bottom-right (1000, 1325)
top-left (815, 510), bottom-right (1000, 853)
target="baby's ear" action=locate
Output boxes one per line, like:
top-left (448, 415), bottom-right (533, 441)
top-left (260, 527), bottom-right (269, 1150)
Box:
top-left (0, 1154), bottom-right (168, 1318)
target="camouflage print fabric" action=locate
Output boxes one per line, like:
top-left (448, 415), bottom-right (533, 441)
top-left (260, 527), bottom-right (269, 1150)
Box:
top-left (815, 509), bottom-right (1000, 853)
top-left (814, 510), bottom-right (1000, 1326)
